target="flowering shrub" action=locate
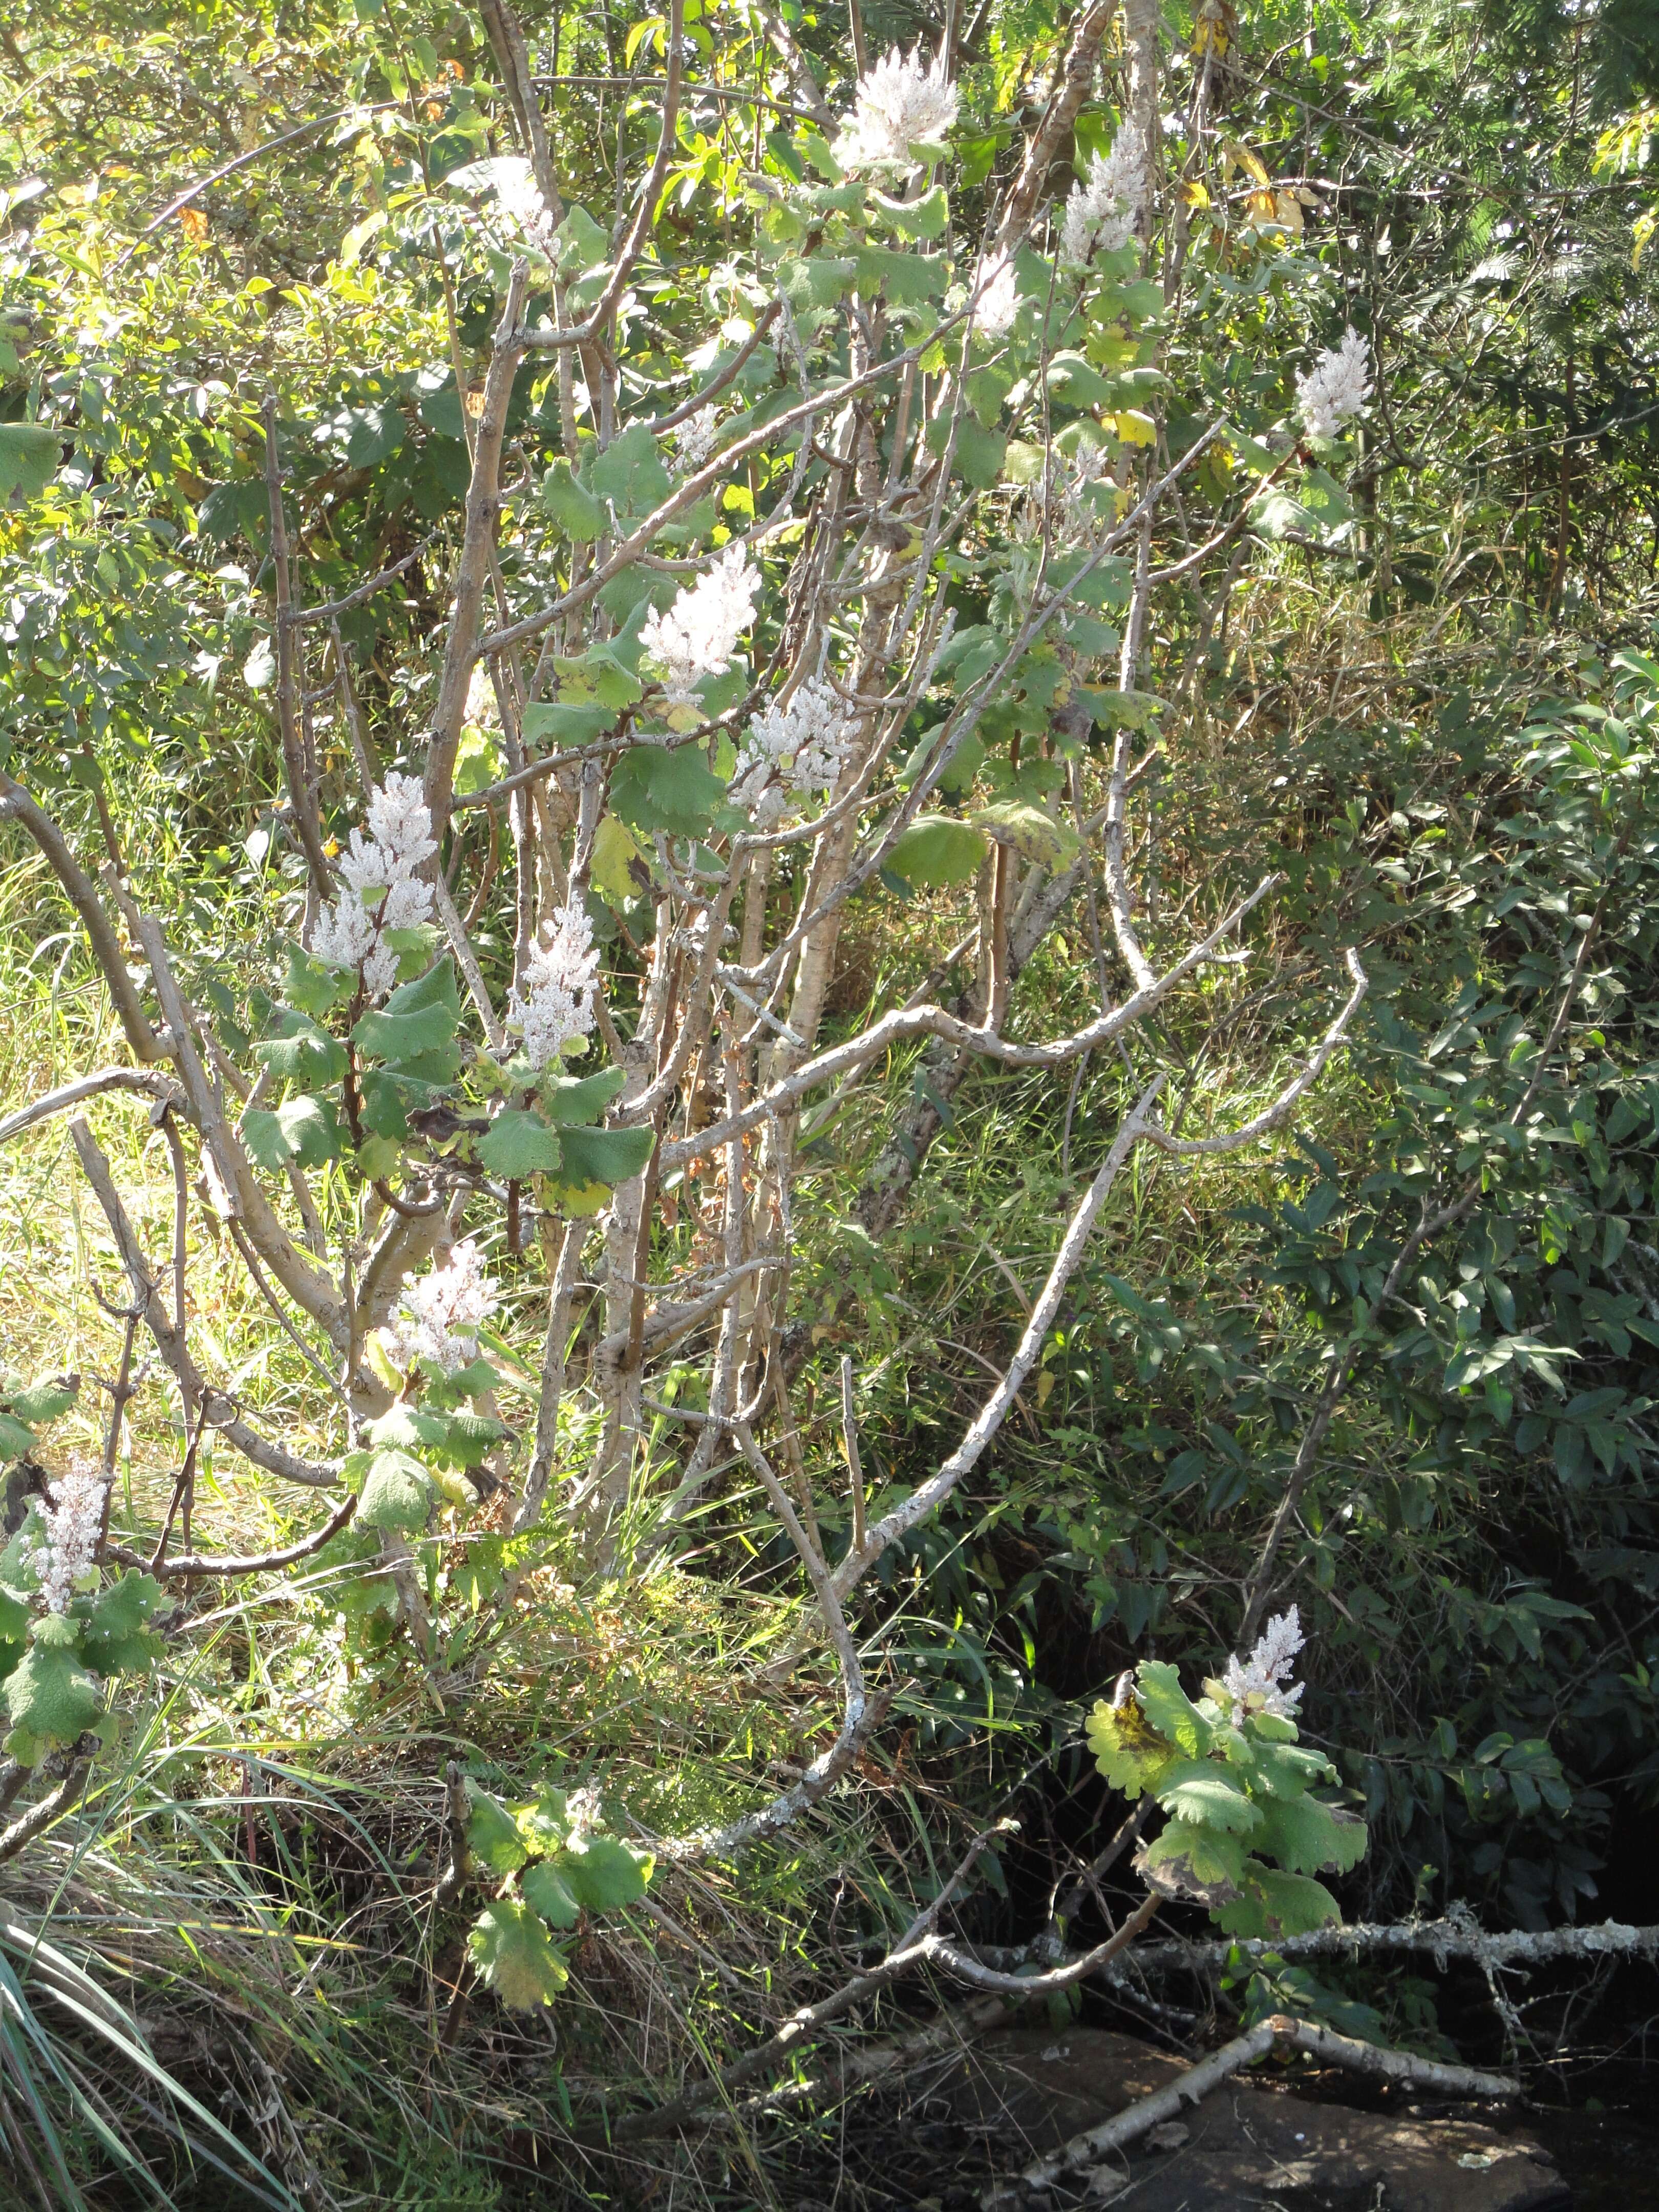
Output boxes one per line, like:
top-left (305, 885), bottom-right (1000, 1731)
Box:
top-left (1088, 1613), bottom-right (1369, 1939)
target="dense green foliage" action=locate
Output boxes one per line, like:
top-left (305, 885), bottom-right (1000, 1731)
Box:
top-left (3, 0), bottom-right (1659, 2204)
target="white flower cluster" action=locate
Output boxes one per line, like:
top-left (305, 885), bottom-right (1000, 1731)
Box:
top-left (1295, 327), bottom-right (1373, 440)
top-left (970, 253), bottom-right (1020, 339)
top-left (488, 155), bottom-right (557, 252)
top-left (464, 663), bottom-right (501, 730)
top-left (1029, 443), bottom-right (1117, 546)
top-left (26, 1458), bottom-right (108, 1615)
top-left (1059, 126), bottom-right (1147, 266)
top-left (311, 773), bottom-right (437, 1001)
top-left (675, 406), bottom-right (720, 475)
top-left (639, 544), bottom-right (761, 708)
top-left (1219, 1606), bottom-right (1307, 1723)
top-left (730, 676), bottom-right (859, 824)
top-left (386, 1239), bottom-right (499, 1376)
top-left (509, 899), bottom-right (601, 1068)
top-left (834, 44), bottom-right (958, 168)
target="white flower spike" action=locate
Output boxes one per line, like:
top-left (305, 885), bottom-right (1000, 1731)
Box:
top-left (509, 899), bottom-right (601, 1068)
top-left (1295, 327), bottom-right (1373, 440)
top-left (26, 1457), bottom-right (109, 1615)
top-left (639, 543), bottom-right (761, 708)
top-left (730, 675), bottom-right (860, 821)
top-left (834, 44), bottom-right (959, 169)
top-left (311, 772), bottom-right (438, 1001)
top-left (1220, 1606), bottom-right (1307, 1723)
top-left (1059, 125), bottom-right (1146, 267)
top-left (387, 1239), bottom-right (500, 1377)
top-left (970, 254), bottom-right (1020, 339)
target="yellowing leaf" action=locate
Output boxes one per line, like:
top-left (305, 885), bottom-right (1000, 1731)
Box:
top-left (1113, 410), bottom-right (1158, 447)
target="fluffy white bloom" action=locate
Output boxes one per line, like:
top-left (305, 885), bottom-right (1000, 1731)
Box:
top-left (464, 663), bottom-right (500, 729)
top-left (639, 544), bottom-right (761, 708)
top-left (834, 44), bottom-right (959, 168)
top-left (1059, 126), bottom-right (1146, 266)
top-left (26, 1458), bottom-right (108, 1615)
top-left (487, 155), bottom-right (557, 251)
top-left (1027, 443), bottom-right (1118, 546)
top-left (730, 675), bottom-right (859, 820)
top-left (1220, 1606), bottom-right (1307, 1723)
top-left (386, 1239), bottom-right (499, 1376)
top-left (675, 406), bottom-right (720, 475)
top-left (509, 900), bottom-right (601, 1068)
top-left (1295, 327), bottom-right (1373, 439)
top-left (311, 772), bottom-right (437, 1001)
top-left (970, 253), bottom-right (1020, 338)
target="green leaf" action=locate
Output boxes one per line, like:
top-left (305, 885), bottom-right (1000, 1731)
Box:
top-left (468, 1898), bottom-right (569, 2008)
top-left (1084, 1696), bottom-right (1177, 1798)
top-left (588, 420), bottom-right (673, 519)
top-left (557, 1834), bottom-right (652, 1911)
top-left (926, 411), bottom-right (1006, 488)
top-left (284, 942), bottom-right (349, 1017)
top-left (871, 183), bottom-right (948, 240)
top-left (1135, 1661), bottom-right (1211, 1756)
top-left (522, 699), bottom-right (618, 747)
top-left (355, 1448), bottom-right (434, 1533)
top-left (275, 1095), bottom-right (342, 1169)
top-left (0, 422), bottom-right (61, 507)
top-left (590, 814), bottom-right (650, 905)
top-left (353, 959), bottom-right (461, 1065)
top-left (467, 1782), bottom-right (530, 1874)
top-left (364, 1403), bottom-right (450, 1452)
top-left (1214, 1863), bottom-right (1344, 1940)
top-left (556, 1122), bottom-right (654, 1188)
top-left (553, 646), bottom-right (645, 710)
top-left (0, 1583), bottom-right (29, 1645)
top-left (1046, 351), bottom-right (1115, 407)
top-left (779, 255), bottom-right (859, 310)
top-left (4, 1616), bottom-right (104, 1745)
top-left (1080, 686), bottom-right (1166, 730)
top-left (256, 1009), bottom-right (348, 1088)
top-left (477, 1109), bottom-right (565, 1178)
top-left (852, 244), bottom-right (946, 304)
top-left (521, 1859), bottom-right (583, 1928)
top-left (542, 1066), bottom-right (628, 1124)
top-left (609, 742), bottom-right (729, 838)
top-left (430, 1409), bottom-right (507, 1470)
top-left (886, 815), bottom-right (989, 889)
top-left (0, 1412), bottom-right (36, 1461)
top-left (1136, 1818), bottom-right (1246, 1907)
top-left (968, 799), bottom-right (1079, 870)
top-left (1252, 1796), bottom-right (1368, 1877)
top-left (77, 1571), bottom-right (163, 1676)
top-left (6, 1377), bottom-right (78, 1427)
top-left (1156, 1760), bottom-right (1265, 1835)
top-left (543, 459), bottom-right (607, 539)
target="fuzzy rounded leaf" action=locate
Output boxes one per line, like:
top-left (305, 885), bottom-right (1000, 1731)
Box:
top-left (1213, 1863), bottom-right (1343, 1941)
top-left (886, 816), bottom-right (989, 890)
top-left (77, 1571), bottom-right (163, 1677)
top-left (520, 1859), bottom-right (583, 1929)
top-left (467, 1782), bottom-right (530, 1875)
top-left (355, 1449), bottom-right (434, 1533)
top-left (1135, 1817), bottom-right (1245, 1908)
top-left (1252, 1795), bottom-right (1368, 1877)
top-left (557, 1834), bottom-right (652, 1912)
top-left (4, 1616), bottom-right (104, 1745)
top-left (1085, 1695), bottom-right (1176, 1798)
top-left (1155, 1759), bottom-right (1264, 1836)
top-left (968, 799), bottom-right (1080, 870)
top-left (467, 1899), bottom-right (569, 2008)
top-left (555, 1123), bottom-right (654, 1189)
top-left (477, 1109), bottom-right (565, 1179)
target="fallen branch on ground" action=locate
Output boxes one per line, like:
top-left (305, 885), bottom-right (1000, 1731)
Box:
top-left (985, 2012), bottom-right (1520, 2207)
